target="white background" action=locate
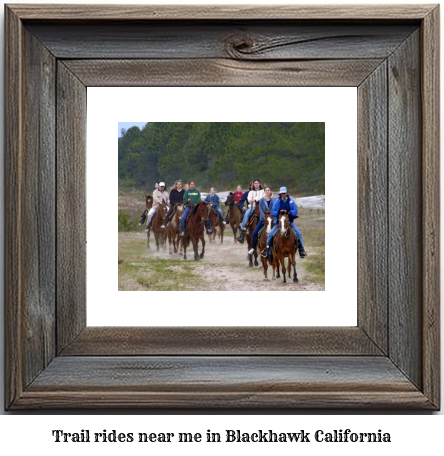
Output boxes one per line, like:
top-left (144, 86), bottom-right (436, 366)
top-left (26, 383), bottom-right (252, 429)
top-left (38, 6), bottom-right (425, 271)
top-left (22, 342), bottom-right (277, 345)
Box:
top-left (0, 0), bottom-right (442, 447)
top-left (88, 87), bottom-right (357, 326)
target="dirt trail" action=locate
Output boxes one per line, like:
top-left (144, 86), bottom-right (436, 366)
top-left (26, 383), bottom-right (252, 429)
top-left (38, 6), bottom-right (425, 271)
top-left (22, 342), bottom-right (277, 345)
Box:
top-left (141, 228), bottom-right (324, 291)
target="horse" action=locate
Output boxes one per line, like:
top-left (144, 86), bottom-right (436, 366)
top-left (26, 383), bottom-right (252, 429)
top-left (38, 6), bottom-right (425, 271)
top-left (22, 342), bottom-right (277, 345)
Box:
top-left (206, 203), bottom-right (225, 244)
top-left (258, 211), bottom-right (279, 280)
top-left (149, 203), bottom-right (169, 251)
top-left (245, 203), bottom-right (260, 268)
top-left (272, 211), bottom-right (298, 284)
top-left (224, 192), bottom-right (243, 242)
top-left (139, 194), bottom-right (153, 226)
top-left (182, 201), bottom-right (208, 261)
top-left (166, 203), bottom-right (184, 255)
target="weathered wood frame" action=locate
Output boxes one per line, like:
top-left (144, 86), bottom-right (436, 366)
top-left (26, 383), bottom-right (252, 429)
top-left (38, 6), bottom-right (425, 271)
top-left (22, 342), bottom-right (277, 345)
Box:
top-left (5, 5), bottom-right (440, 409)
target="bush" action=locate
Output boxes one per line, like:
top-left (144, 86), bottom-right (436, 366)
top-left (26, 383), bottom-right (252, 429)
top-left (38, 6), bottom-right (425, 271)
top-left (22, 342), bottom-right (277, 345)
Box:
top-left (118, 212), bottom-right (134, 231)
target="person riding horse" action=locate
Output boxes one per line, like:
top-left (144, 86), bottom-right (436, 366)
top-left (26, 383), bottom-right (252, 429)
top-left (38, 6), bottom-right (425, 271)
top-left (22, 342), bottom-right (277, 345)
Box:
top-left (145, 182), bottom-right (169, 232)
top-left (247, 186), bottom-right (276, 254)
top-left (260, 186), bottom-right (307, 258)
top-left (237, 179), bottom-right (264, 243)
top-left (205, 187), bottom-right (227, 225)
top-left (180, 181), bottom-right (213, 237)
top-left (161, 180), bottom-right (185, 229)
top-left (224, 184), bottom-right (244, 224)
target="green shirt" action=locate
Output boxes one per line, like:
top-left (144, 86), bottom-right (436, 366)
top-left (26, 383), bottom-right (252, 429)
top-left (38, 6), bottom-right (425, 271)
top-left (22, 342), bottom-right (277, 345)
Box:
top-left (183, 188), bottom-right (202, 206)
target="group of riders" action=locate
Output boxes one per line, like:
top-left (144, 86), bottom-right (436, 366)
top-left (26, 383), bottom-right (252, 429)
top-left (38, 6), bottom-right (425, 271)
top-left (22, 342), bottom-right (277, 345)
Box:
top-left (144, 178), bottom-right (307, 258)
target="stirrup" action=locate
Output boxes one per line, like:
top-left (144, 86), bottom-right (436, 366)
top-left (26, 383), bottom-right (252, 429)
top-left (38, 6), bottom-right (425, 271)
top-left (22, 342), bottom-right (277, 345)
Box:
top-left (260, 248), bottom-right (268, 257)
top-left (236, 236), bottom-right (244, 244)
top-left (299, 249), bottom-right (307, 258)
top-left (180, 231), bottom-right (185, 237)
top-left (240, 226), bottom-right (247, 232)
top-left (207, 229), bottom-right (213, 234)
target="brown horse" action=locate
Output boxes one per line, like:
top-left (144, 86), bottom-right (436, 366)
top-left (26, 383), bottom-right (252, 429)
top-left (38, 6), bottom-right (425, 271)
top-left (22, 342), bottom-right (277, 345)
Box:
top-left (182, 201), bottom-right (208, 261)
top-left (224, 192), bottom-right (243, 242)
top-left (149, 203), bottom-right (169, 251)
top-left (272, 212), bottom-right (298, 284)
top-left (245, 204), bottom-right (260, 268)
top-left (258, 211), bottom-right (279, 280)
top-left (206, 203), bottom-right (225, 244)
top-left (139, 194), bottom-right (153, 226)
top-left (166, 203), bottom-right (184, 255)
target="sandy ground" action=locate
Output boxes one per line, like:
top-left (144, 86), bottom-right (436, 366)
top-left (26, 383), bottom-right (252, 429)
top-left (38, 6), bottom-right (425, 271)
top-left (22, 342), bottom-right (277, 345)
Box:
top-left (131, 228), bottom-right (324, 291)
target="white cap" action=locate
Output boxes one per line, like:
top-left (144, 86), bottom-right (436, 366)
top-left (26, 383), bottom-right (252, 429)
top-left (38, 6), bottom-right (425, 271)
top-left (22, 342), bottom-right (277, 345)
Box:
top-left (159, 182), bottom-right (165, 187)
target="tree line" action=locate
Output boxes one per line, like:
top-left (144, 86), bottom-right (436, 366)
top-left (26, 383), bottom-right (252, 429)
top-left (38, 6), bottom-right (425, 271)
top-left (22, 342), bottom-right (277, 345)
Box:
top-left (118, 122), bottom-right (325, 195)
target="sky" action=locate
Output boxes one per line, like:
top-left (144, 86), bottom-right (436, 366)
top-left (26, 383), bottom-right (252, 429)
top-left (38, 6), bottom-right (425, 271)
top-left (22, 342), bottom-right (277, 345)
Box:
top-left (118, 122), bottom-right (147, 137)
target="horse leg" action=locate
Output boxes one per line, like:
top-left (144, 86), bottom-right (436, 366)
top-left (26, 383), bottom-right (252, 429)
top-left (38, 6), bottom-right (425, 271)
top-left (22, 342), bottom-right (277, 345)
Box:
top-left (232, 224), bottom-right (237, 243)
top-left (193, 237), bottom-right (199, 261)
top-left (248, 253), bottom-right (253, 268)
top-left (168, 231), bottom-right (172, 255)
top-left (281, 257), bottom-right (287, 284)
top-left (147, 231), bottom-right (151, 249)
top-left (292, 254), bottom-right (298, 283)
top-left (254, 250), bottom-right (259, 267)
top-left (182, 235), bottom-right (187, 260)
top-left (199, 233), bottom-right (206, 259)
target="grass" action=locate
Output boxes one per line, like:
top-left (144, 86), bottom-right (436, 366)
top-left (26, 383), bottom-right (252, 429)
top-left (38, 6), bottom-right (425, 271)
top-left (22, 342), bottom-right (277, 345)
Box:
top-left (118, 233), bottom-right (200, 290)
top-left (296, 208), bottom-right (325, 283)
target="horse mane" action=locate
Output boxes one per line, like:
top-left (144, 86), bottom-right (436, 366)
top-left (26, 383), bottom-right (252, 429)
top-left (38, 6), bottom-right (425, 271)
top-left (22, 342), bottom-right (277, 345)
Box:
top-left (191, 202), bottom-right (202, 215)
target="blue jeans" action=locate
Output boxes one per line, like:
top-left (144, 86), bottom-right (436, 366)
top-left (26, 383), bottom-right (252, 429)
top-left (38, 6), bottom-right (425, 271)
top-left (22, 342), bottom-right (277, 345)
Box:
top-left (180, 206), bottom-right (191, 231)
top-left (250, 220), bottom-right (264, 248)
top-left (241, 207), bottom-right (253, 228)
top-left (266, 222), bottom-right (305, 252)
top-left (214, 206), bottom-right (224, 219)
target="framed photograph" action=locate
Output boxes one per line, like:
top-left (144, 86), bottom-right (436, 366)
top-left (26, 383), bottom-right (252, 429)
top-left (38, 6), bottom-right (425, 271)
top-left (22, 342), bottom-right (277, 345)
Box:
top-left (5, 4), bottom-right (440, 409)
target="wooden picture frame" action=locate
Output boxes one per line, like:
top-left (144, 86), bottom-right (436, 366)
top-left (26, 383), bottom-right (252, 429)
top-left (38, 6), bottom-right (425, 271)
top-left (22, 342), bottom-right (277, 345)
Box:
top-left (5, 4), bottom-right (440, 409)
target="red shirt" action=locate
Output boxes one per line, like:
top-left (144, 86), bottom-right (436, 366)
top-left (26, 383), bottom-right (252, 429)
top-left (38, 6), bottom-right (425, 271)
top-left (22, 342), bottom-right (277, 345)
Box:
top-left (234, 191), bottom-right (243, 203)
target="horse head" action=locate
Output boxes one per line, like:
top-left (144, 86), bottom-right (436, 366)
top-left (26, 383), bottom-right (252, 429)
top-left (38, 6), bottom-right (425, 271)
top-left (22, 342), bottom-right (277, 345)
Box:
top-left (264, 211), bottom-right (274, 234)
top-left (174, 202), bottom-right (184, 215)
top-left (158, 203), bottom-right (169, 221)
top-left (145, 194), bottom-right (153, 209)
top-left (224, 192), bottom-right (234, 206)
top-left (279, 211), bottom-right (290, 236)
top-left (195, 201), bottom-right (209, 222)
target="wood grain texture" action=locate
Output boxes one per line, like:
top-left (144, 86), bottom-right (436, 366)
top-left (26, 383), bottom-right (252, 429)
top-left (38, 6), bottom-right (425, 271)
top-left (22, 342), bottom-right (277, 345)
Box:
top-left (64, 59), bottom-right (384, 87)
top-left (5, 5), bottom-right (24, 410)
top-left (421, 6), bottom-right (440, 409)
top-left (388, 31), bottom-right (422, 389)
top-left (13, 356), bottom-right (432, 409)
top-left (56, 62), bottom-right (87, 354)
top-left (22, 29), bottom-right (57, 387)
top-left (27, 23), bottom-right (416, 60)
top-left (357, 62), bottom-right (388, 354)
top-left (61, 327), bottom-right (383, 356)
top-left (4, 5), bottom-right (440, 410)
top-left (7, 4), bottom-right (435, 20)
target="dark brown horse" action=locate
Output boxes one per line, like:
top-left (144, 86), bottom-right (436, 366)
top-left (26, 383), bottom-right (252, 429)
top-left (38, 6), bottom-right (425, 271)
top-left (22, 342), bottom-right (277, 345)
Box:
top-left (139, 194), bottom-right (153, 226)
top-left (149, 203), bottom-right (169, 251)
top-left (272, 212), bottom-right (298, 284)
top-left (258, 211), bottom-right (279, 280)
top-left (166, 203), bottom-right (184, 255)
top-left (206, 203), bottom-right (225, 244)
top-left (224, 192), bottom-right (243, 242)
top-left (182, 201), bottom-right (208, 261)
top-left (245, 204), bottom-right (260, 268)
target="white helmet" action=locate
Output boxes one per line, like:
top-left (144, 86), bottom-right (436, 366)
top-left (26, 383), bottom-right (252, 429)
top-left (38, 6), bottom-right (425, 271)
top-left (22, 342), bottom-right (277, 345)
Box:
top-left (159, 182), bottom-right (166, 187)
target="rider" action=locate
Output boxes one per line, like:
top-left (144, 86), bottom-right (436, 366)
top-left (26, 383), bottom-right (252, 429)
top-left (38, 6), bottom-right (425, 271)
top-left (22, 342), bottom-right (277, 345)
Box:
top-left (247, 186), bottom-right (276, 254)
top-left (237, 181), bottom-right (253, 213)
top-left (224, 185), bottom-right (243, 224)
top-left (145, 182), bottom-right (169, 232)
top-left (260, 186), bottom-right (306, 258)
top-left (205, 187), bottom-right (227, 225)
top-left (161, 179), bottom-right (185, 229)
top-left (179, 181), bottom-right (213, 237)
top-left (237, 179), bottom-right (264, 243)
